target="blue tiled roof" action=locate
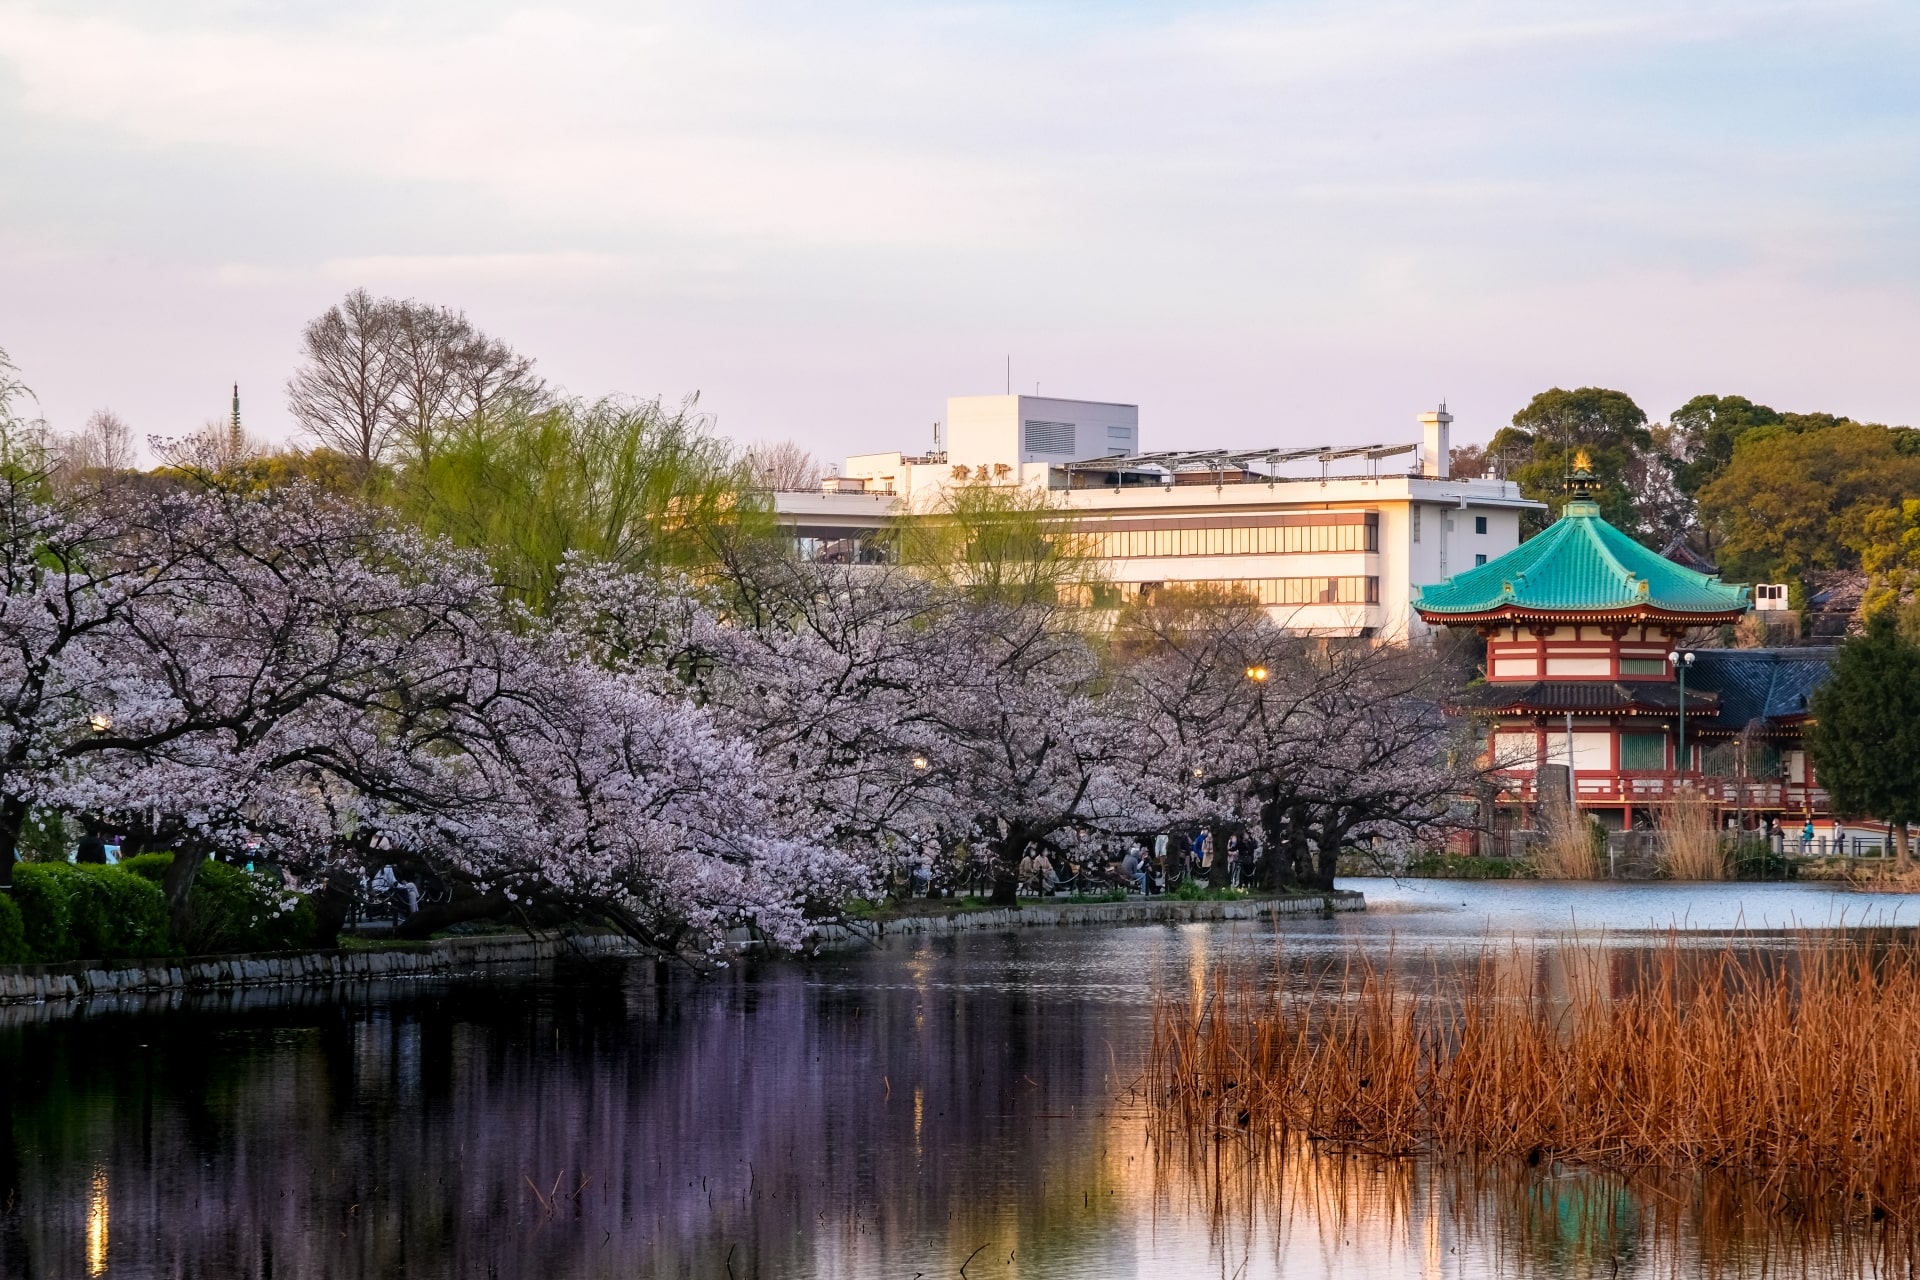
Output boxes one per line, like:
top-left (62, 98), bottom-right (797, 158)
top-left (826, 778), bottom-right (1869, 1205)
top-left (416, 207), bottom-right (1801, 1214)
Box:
top-left (1687, 648), bottom-right (1837, 733)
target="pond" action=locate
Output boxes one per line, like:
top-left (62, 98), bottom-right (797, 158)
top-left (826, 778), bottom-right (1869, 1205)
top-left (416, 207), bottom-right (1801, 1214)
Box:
top-left (4, 879), bottom-right (1920, 1279)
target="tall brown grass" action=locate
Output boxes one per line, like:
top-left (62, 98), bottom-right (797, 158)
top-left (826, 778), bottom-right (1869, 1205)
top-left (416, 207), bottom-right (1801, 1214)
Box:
top-left (1657, 786), bottom-right (1728, 880)
top-left (1150, 939), bottom-right (1920, 1227)
top-left (1532, 800), bottom-right (1600, 879)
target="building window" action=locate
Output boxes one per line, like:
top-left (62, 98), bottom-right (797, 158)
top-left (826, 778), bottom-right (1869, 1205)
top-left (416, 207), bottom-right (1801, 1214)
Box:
top-left (1173, 576), bottom-right (1379, 606)
top-left (1412, 507), bottom-right (1421, 543)
top-left (1474, 554), bottom-right (1487, 566)
top-left (1474, 515), bottom-right (1488, 534)
top-left (1619, 658), bottom-right (1666, 676)
top-left (1088, 516), bottom-right (1378, 559)
top-left (1620, 733), bottom-right (1667, 771)
top-left (1022, 420), bottom-right (1076, 454)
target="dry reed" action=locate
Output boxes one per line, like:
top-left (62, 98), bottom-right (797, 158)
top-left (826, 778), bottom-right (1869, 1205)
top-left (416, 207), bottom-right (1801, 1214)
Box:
top-left (1657, 785), bottom-right (1728, 880)
top-left (1150, 938), bottom-right (1920, 1228)
top-left (1532, 799), bottom-right (1601, 879)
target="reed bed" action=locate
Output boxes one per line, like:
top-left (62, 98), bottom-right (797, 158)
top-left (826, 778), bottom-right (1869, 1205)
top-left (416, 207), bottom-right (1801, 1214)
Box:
top-left (1533, 800), bottom-right (1601, 879)
top-left (1658, 786), bottom-right (1728, 880)
top-left (1149, 938), bottom-right (1920, 1227)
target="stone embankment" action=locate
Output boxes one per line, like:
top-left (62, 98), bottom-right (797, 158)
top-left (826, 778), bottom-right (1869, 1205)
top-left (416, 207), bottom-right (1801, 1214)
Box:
top-left (0, 930), bottom-right (643, 1006)
top-left (0, 891), bottom-right (1364, 1006)
top-left (808, 891), bottom-right (1363, 951)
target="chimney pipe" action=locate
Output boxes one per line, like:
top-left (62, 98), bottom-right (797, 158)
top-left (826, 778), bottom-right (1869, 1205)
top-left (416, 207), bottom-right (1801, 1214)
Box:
top-left (1419, 403), bottom-right (1452, 479)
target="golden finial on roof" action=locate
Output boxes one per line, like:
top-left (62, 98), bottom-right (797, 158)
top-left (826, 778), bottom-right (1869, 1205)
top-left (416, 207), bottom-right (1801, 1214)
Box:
top-left (1566, 448), bottom-right (1600, 501)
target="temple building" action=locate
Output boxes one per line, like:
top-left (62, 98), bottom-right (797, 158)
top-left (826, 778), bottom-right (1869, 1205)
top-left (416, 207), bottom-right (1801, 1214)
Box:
top-left (1413, 459), bottom-right (1836, 833)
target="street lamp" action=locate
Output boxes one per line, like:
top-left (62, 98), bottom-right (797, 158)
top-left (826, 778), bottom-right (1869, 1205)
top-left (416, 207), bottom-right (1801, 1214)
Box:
top-left (1245, 665), bottom-right (1269, 683)
top-left (1667, 649), bottom-right (1696, 776)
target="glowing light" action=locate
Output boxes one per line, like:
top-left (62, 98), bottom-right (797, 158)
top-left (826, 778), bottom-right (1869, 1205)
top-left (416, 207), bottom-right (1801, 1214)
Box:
top-left (1245, 666), bottom-right (1269, 683)
top-left (911, 756), bottom-right (929, 771)
top-left (87, 1167), bottom-right (108, 1277)
top-left (87, 713), bottom-right (112, 733)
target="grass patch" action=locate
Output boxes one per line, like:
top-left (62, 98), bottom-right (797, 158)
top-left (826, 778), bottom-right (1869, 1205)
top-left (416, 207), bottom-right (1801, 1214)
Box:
top-left (1172, 880), bottom-right (1249, 901)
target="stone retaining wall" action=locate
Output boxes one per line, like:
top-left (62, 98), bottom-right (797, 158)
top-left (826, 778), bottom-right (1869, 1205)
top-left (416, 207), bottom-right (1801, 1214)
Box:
top-left (0, 892), bottom-right (1363, 1006)
top-left (0, 931), bottom-right (643, 1006)
top-left (808, 892), bottom-right (1363, 951)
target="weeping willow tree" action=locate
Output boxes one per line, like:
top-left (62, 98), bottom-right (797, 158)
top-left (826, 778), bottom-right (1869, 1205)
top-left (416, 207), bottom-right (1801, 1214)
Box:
top-left (391, 394), bottom-right (772, 612)
top-left (894, 481), bottom-right (1106, 606)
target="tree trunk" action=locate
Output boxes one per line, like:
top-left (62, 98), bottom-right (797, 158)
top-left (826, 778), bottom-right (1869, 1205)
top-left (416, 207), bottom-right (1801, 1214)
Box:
top-left (1896, 822), bottom-right (1911, 871)
top-left (1307, 844), bottom-right (1337, 892)
top-left (989, 839), bottom-right (1020, 906)
top-left (393, 890), bottom-right (511, 940)
top-left (0, 794), bottom-right (24, 890)
top-left (309, 870), bottom-right (360, 946)
top-left (1206, 828), bottom-right (1232, 891)
top-left (161, 849), bottom-right (203, 945)
top-left (1283, 808), bottom-right (1314, 888)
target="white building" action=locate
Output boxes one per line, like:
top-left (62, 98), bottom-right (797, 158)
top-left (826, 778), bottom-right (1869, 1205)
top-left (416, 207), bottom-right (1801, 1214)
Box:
top-left (775, 395), bottom-right (1542, 639)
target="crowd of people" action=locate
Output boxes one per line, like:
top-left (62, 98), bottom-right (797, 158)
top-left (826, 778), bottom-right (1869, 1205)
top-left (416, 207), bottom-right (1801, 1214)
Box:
top-left (904, 830), bottom-right (1270, 900)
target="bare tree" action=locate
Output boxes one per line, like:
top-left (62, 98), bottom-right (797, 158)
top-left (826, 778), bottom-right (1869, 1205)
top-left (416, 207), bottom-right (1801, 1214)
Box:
top-left (287, 288), bottom-right (405, 465)
top-left (388, 301), bottom-right (470, 467)
top-left (745, 440), bottom-right (826, 491)
top-left (0, 345), bottom-right (48, 475)
top-left (451, 328), bottom-right (542, 428)
top-left (53, 409), bottom-right (137, 480)
top-left (149, 418), bottom-right (262, 474)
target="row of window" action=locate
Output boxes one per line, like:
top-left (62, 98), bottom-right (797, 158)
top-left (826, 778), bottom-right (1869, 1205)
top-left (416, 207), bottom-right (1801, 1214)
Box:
top-left (1090, 520), bottom-right (1377, 560)
top-left (1177, 576), bottom-right (1381, 606)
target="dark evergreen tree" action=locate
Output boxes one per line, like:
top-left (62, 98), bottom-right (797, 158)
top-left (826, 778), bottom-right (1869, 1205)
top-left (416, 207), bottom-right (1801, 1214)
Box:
top-left (1808, 611), bottom-right (1920, 866)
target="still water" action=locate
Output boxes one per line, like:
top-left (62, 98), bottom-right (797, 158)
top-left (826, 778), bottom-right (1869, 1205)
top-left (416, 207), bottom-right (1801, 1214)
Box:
top-left (5, 879), bottom-right (1919, 1280)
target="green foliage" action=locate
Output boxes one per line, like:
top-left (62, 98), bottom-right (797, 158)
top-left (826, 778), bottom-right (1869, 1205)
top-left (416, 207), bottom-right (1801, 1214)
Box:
top-left (1808, 613), bottom-right (1920, 837)
top-left (1668, 394), bottom-right (1784, 496)
top-left (390, 395), bottom-right (766, 612)
top-left (1698, 422), bottom-right (1920, 582)
top-left (1850, 498), bottom-right (1920, 620)
top-left (10, 863), bottom-right (170, 962)
top-left (1171, 878), bottom-right (1247, 901)
top-left (120, 854), bottom-right (320, 954)
top-left (0, 893), bottom-right (26, 964)
top-left (1488, 387), bottom-right (1652, 535)
top-left (14, 807), bottom-right (74, 862)
top-left (1403, 853), bottom-right (1531, 879)
top-left (895, 481), bottom-right (1105, 605)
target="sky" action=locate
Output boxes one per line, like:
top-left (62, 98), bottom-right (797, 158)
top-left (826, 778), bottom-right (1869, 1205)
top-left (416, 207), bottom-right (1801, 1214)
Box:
top-left (1, 0), bottom-right (1917, 464)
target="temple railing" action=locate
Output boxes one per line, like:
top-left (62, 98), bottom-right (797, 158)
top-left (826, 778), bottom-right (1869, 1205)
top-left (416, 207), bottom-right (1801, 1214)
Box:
top-left (1496, 771), bottom-right (1829, 811)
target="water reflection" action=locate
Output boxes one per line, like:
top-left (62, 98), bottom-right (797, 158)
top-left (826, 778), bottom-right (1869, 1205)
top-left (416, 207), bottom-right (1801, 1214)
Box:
top-left (0, 883), bottom-right (1915, 1278)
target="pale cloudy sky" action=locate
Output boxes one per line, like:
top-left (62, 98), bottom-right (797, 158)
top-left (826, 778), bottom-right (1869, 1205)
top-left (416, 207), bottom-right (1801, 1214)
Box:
top-left (1, 0), bottom-right (1916, 462)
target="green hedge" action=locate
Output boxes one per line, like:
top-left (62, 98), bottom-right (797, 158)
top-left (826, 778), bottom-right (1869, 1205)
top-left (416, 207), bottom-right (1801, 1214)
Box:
top-left (120, 854), bottom-right (319, 954)
top-left (10, 863), bottom-right (171, 962)
top-left (0, 893), bottom-right (25, 964)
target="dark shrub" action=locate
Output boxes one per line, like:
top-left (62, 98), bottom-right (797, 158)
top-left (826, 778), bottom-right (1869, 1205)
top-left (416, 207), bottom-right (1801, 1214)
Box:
top-left (0, 892), bottom-right (26, 964)
top-left (120, 854), bottom-right (320, 954)
top-left (11, 863), bottom-right (170, 961)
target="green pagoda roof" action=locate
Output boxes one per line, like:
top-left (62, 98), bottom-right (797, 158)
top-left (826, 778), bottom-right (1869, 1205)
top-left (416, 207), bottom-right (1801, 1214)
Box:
top-left (1414, 497), bottom-right (1750, 623)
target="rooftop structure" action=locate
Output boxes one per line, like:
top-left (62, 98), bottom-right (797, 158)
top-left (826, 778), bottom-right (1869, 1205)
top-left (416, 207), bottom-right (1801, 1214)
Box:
top-left (1413, 474), bottom-right (1750, 625)
top-left (773, 395), bottom-right (1541, 637)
